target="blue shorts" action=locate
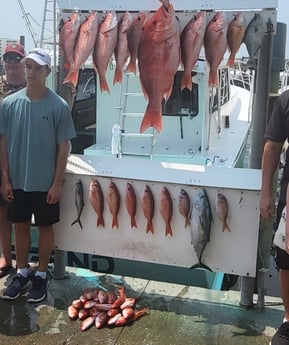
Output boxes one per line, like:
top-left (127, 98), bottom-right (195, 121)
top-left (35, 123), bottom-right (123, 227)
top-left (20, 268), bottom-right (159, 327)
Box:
top-left (7, 189), bottom-right (60, 227)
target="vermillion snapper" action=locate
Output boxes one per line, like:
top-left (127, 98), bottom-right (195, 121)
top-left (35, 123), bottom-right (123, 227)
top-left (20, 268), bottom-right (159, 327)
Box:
top-left (59, 12), bottom-right (81, 69)
top-left (215, 192), bottom-right (231, 232)
top-left (63, 11), bottom-right (99, 89)
top-left (138, 0), bottom-right (180, 133)
top-left (113, 11), bottom-right (133, 85)
top-left (93, 10), bottom-right (118, 93)
top-left (89, 178), bottom-right (104, 228)
top-left (180, 12), bottom-right (206, 91)
top-left (226, 13), bottom-right (245, 68)
top-left (204, 12), bottom-right (228, 87)
top-left (178, 188), bottom-right (191, 228)
top-left (159, 187), bottom-right (173, 237)
top-left (125, 182), bottom-right (137, 229)
top-left (141, 184), bottom-right (155, 234)
top-left (106, 181), bottom-right (121, 229)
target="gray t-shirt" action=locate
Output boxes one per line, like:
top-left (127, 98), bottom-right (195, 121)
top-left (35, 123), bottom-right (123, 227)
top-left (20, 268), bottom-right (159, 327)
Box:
top-left (0, 88), bottom-right (76, 191)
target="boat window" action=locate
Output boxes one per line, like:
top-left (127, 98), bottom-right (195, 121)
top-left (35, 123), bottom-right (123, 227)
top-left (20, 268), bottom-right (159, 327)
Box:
top-left (162, 71), bottom-right (199, 118)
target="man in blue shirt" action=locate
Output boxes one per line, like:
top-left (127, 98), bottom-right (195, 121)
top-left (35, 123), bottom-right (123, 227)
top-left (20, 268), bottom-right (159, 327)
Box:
top-left (0, 48), bottom-right (76, 303)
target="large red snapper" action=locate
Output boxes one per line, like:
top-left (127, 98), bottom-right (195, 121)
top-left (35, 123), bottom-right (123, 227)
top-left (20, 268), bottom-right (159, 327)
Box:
top-left (59, 12), bottom-right (81, 70)
top-left (180, 12), bottom-right (206, 91)
top-left (88, 178), bottom-right (104, 228)
top-left (63, 11), bottom-right (99, 89)
top-left (141, 185), bottom-right (155, 234)
top-left (126, 12), bottom-right (147, 74)
top-left (204, 12), bottom-right (228, 87)
top-left (138, 2), bottom-right (180, 133)
top-left (113, 11), bottom-right (132, 85)
top-left (106, 181), bottom-right (120, 229)
top-left (227, 13), bottom-right (245, 68)
top-left (159, 187), bottom-right (173, 237)
top-left (125, 182), bottom-right (137, 228)
top-left (93, 10), bottom-right (118, 93)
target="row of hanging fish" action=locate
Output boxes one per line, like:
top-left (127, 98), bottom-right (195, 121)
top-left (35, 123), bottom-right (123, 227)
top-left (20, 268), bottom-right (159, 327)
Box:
top-left (67, 285), bottom-right (148, 331)
top-left (71, 179), bottom-right (231, 245)
top-left (59, 0), bottom-right (265, 133)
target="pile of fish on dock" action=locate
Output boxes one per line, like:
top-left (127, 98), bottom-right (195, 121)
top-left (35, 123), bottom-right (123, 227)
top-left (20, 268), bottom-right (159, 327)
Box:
top-left (67, 285), bottom-right (148, 331)
top-left (59, 0), bottom-right (264, 133)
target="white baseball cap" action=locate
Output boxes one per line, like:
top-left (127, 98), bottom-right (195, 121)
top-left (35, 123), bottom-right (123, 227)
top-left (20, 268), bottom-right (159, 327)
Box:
top-left (21, 48), bottom-right (51, 68)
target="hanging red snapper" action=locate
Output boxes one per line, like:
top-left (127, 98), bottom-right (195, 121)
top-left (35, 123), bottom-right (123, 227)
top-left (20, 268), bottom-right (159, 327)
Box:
top-left (125, 182), bottom-right (137, 229)
top-left (204, 12), bottom-right (228, 87)
top-left (180, 12), bottom-right (206, 91)
top-left (89, 178), bottom-right (104, 228)
top-left (141, 185), bottom-right (155, 234)
top-left (138, 1), bottom-right (180, 133)
top-left (227, 13), bottom-right (245, 68)
top-left (159, 187), bottom-right (173, 237)
top-left (59, 12), bottom-right (81, 69)
top-left (113, 11), bottom-right (133, 85)
top-left (93, 10), bottom-right (118, 93)
top-left (63, 11), bottom-right (99, 89)
top-left (106, 181), bottom-right (120, 229)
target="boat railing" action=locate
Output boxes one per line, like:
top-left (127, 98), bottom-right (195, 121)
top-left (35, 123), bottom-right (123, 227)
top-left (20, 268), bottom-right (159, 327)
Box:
top-left (279, 59), bottom-right (289, 93)
top-left (229, 59), bottom-right (254, 92)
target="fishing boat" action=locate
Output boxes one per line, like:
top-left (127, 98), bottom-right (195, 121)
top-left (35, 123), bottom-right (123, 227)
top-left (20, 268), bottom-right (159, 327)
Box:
top-left (36, 0), bottom-right (279, 294)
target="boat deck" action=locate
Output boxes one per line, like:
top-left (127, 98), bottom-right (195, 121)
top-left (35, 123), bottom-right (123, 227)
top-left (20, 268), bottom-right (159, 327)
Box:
top-left (0, 263), bottom-right (284, 345)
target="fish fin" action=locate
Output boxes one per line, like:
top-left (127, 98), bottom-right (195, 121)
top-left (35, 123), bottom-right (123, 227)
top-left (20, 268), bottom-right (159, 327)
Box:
top-left (165, 224), bottom-right (173, 237)
top-left (227, 54), bottom-right (235, 68)
top-left (99, 75), bottom-right (111, 94)
top-left (71, 218), bottom-right (83, 230)
top-left (146, 222), bottom-right (154, 234)
top-left (181, 72), bottom-right (193, 91)
top-left (112, 216), bottom-right (119, 229)
top-left (63, 70), bottom-right (80, 88)
top-left (223, 222), bottom-right (231, 232)
top-left (97, 216), bottom-right (105, 228)
top-left (113, 69), bottom-right (123, 85)
top-left (189, 262), bottom-right (212, 271)
top-left (140, 108), bottom-right (162, 133)
top-left (208, 69), bottom-right (218, 87)
top-left (125, 59), bottom-right (137, 74)
top-left (185, 218), bottom-right (191, 228)
top-left (131, 217), bottom-right (137, 229)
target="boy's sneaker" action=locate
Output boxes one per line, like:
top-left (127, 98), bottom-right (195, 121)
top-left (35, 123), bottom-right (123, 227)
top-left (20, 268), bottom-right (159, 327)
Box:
top-left (27, 275), bottom-right (47, 303)
top-left (270, 322), bottom-right (289, 344)
top-left (2, 273), bottom-right (30, 300)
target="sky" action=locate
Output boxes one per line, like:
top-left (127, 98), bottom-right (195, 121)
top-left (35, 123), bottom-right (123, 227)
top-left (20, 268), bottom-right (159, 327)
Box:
top-left (0, 0), bottom-right (288, 57)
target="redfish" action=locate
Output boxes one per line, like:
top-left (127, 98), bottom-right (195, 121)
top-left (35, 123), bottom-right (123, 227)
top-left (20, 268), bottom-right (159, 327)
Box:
top-left (125, 182), bottom-right (137, 228)
top-left (204, 12), bottom-right (228, 87)
top-left (113, 11), bottom-right (132, 85)
top-left (227, 13), bottom-right (245, 67)
top-left (106, 181), bottom-right (120, 229)
top-left (141, 185), bottom-right (155, 234)
top-left (63, 11), bottom-right (98, 88)
top-left (178, 188), bottom-right (191, 228)
top-left (95, 311), bottom-right (108, 329)
top-left (215, 192), bottom-right (231, 232)
top-left (80, 315), bottom-right (95, 331)
top-left (59, 12), bottom-right (81, 69)
top-left (159, 187), bottom-right (173, 237)
top-left (138, 1), bottom-right (180, 133)
top-left (180, 12), bottom-right (206, 91)
top-left (93, 10), bottom-right (118, 93)
top-left (89, 178), bottom-right (104, 227)
top-left (126, 12), bottom-right (147, 74)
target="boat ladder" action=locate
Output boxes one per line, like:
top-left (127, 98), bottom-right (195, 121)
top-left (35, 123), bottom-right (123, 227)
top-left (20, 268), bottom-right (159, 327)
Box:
top-left (116, 72), bottom-right (157, 160)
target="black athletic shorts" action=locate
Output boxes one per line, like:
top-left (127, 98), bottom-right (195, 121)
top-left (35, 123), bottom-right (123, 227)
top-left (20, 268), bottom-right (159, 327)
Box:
top-left (275, 199), bottom-right (289, 269)
top-left (7, 189), bottom-right (60, 227)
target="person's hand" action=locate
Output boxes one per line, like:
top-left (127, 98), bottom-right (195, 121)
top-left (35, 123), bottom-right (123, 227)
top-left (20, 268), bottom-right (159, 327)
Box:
top-left (46, 184), bottom-right (62, 204)
top-left (260, 193), bottom-right (275, 219)
top-left (0, 180), bottom-right (13, 203)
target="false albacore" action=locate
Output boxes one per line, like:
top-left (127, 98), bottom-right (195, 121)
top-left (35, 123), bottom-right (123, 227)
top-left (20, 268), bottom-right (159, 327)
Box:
top-left (71, 179), bottom-right (84, 230)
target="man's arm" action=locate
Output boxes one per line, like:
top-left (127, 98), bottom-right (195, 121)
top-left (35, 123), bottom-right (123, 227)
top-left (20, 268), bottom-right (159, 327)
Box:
top-left (0, 135), bottom-right (13, 201)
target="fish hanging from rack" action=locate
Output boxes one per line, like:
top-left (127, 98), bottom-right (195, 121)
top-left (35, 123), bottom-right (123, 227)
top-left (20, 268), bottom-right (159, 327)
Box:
top-left (159, 187), bottom-right (173, 237)
top-left (59, 12), bottom-right (81, 70)
top-left (215, 192), bottom-right (231, 232)
top-left (178, 188), bottom-right (191, 228)
top-left (125, 182), bottom-right (137, 229)
top-left (89, 178), bottom-right (105, 228)
top-left (190, 188), bottom-right (213, 270)
top-left (180, 11), bottom-right (206, 91)
top-left (226, 13), bottom-right (245, 68)
top-left (71, 179), bottom-right (84, 230)
top-left (204, 11), bottom-right (229, 87)
top-left (93, 10), bottom-right (118, 93)
top-left (141, 184), bottom-right (155, 234)
top-left (138, 0), bottom-right (180, 133)
top-left (113, 11), bottom-right (133, 85)
top-left (63, 11), bottom-right (99, 90)
top-left (106, 181), bottom-right (121, 229)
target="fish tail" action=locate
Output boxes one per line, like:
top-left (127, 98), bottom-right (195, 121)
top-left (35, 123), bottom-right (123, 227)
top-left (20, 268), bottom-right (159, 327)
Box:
top-left (165, 224), bottom-right (173, 237)
top-left (185, 218), bottom-right (191, 228)
top-left (146, 221), bottom-right (154, 234)
top-left (140, 107), bottom-right (162, 133)
top-left (71, 218), bottom-right (83, 230)
top-left (99, 75), bottom-right (111, 94)
top-left (227, 54), bottom-right (235, 68)
top-left (63, 69), bottom-right (80, 88)
top-left (208, 69), bottom-right (218, 87)
top-left (131, 217), bottom-right (137, 229)
top-left (181, 71), bottom-right (192, 91)
top-left (125, 59), bottom-right (137, 74)
top-left (113, 68), bottom-right (123, 85)
top-left (223, 222), bottom-right (231, 232)
top-left (97, 216), bottom-right (105, 228)
top-left (189, 262), bottom-right (212, 271)
top-left (112, 216), bottom-right (119, 229)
